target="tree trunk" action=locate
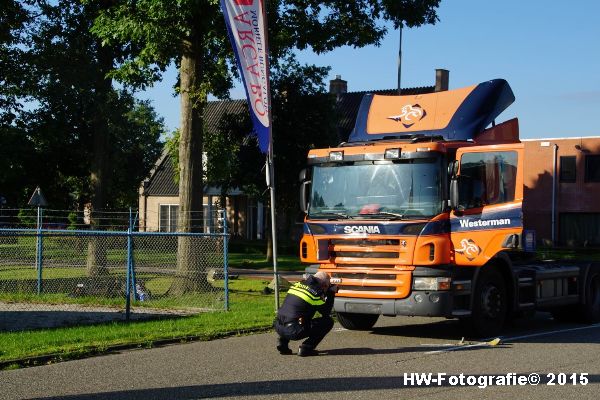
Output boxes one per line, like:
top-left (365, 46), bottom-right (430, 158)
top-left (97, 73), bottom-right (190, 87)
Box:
top-left (86, 34), bottom-right (113, 277)
top-left (170, 26), bottom-right (208, 295)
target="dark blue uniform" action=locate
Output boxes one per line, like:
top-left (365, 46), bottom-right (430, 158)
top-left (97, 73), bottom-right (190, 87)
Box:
top-left (274, 275), bottom-right (335, 355)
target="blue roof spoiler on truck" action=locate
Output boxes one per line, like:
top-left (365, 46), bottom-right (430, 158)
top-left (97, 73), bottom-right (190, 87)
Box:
top-left (348, 79), bottom-right (515, 143)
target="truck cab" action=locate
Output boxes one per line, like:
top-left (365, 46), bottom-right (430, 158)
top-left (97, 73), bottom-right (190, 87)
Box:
top-left (298, 80), bottom-right (600, 336)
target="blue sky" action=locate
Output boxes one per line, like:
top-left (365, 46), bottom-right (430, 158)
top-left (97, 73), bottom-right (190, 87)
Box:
top-left (139, 0), bottom-right (600, 139)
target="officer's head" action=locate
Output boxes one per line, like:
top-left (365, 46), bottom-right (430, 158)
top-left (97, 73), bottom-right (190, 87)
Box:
top-left (313, 271), bottom-right (331, 289)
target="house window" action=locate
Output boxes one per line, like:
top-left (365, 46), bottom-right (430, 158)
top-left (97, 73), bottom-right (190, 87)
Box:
top-left (159, 204), bottom-right (179, 232)
top-left (559, 156), bottom-right (576, 182)
top-left (585, 155), bottom-right (600, 182)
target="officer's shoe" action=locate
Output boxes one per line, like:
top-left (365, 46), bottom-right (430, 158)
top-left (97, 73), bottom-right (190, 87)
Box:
top-left (298, 346), bottom-right (319, 357)
top-left (277, 345), bottom-right (293, 355)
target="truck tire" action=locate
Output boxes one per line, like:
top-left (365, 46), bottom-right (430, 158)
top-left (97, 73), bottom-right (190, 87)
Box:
top-left (581, 267), bottom-right (600, 323)
top-left (463, 266), bottom-right (507, 337)
top-left (336, 312), bottom-right (379, 330)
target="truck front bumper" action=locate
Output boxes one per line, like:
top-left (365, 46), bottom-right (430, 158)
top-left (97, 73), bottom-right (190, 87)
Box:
top-left (334, 290), bottom-right (454, 317)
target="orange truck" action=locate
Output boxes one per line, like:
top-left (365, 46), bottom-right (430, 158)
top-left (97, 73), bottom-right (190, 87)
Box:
top-left (298, 79), bottom-right (600, 336)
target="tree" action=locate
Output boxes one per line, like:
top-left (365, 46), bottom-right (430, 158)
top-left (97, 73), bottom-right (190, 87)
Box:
top-left (0, 1), bottom-right (36, 206)
top-left (24, 0), bottom-right (166, 275)
top-left (91, 0), bottom-right (441, 290)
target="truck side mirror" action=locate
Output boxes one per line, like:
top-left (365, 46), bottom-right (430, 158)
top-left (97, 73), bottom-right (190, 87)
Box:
top-left (299, 168), bottom-right (308, 182)
top-left (299, 181), bottom-right (311, 213)
top-left (447, 161), bottom-right (458, 178)
top-left (449, 178), bottom-right (459, 210)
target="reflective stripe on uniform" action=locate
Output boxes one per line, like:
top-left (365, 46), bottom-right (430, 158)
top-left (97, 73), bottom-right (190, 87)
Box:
top-left (287, 284), bottom-right (325, 306)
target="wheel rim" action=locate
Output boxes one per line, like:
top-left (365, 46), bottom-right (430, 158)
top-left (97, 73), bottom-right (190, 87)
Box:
top-left (481, 284), bottom-right (503, 320)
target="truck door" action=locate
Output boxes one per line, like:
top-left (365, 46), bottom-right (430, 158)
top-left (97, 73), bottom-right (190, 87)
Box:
top-left (450, 144), bottom-right (524, 266)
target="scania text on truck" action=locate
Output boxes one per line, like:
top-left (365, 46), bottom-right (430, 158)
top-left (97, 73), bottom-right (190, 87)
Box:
top-left (298, 80), bottom-right (600, 336)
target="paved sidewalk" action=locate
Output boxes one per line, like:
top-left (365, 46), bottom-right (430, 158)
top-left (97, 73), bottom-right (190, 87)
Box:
top-left (0, 302), bottom-right (194, 332)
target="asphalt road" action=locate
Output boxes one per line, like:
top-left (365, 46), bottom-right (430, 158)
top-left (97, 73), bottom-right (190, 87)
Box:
top-left (1, 313), bottom-right (599, 400)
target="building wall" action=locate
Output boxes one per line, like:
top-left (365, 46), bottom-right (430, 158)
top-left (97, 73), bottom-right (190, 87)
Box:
top-left (138, 194), bottom-right (179, 232)
top-left (522, 137), bottom-right (600, 245)
top-left (139, 193), bottom-right (264, 239)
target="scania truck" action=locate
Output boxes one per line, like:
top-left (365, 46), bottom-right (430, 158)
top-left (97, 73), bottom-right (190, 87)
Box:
top-left (298, 79), bottom-right (600, 336)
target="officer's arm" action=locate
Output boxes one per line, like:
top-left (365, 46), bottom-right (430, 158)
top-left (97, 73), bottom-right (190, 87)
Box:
top-left (318, 287), bottom-right (336, 316)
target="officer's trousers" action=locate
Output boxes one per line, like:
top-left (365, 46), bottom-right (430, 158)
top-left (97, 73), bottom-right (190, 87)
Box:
top-left (274, 316), bottom-right (334, 349)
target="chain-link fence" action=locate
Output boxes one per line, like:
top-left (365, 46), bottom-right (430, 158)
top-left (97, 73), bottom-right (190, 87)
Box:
top-left (0, 209), bottom-right (230, 331)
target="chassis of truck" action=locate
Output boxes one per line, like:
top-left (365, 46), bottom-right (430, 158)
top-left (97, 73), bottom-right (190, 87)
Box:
top-left (298, 79), bottom-right (600, 336)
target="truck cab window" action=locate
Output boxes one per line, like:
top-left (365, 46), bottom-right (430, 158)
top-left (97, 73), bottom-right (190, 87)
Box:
top-left (458, 151), bottom-right (517, 209)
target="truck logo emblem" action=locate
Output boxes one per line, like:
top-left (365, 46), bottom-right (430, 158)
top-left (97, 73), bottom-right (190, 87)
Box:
top-left (455, 238), bottom-right (481, 261)
top-left (387, 104), bottom-right (426, 128)
top-left (343, 226), bottom-right (381, 234)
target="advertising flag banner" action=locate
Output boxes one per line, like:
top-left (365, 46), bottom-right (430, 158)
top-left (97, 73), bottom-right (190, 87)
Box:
top-left (220, 0), bottom-right (271, 153)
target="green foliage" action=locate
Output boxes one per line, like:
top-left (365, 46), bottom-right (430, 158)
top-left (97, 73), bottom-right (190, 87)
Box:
top-left (67, 212), bottom-right (79, 230)
top-left (16, 209), bottom-right (36, 228)
top-left (165, 129), bottom-right (181, 184)
top-left (0, 0), bottom-right (33, 123)
top-left (89, 0), bottom-right (232, 96)
top-left (0, 0), bottom-right (165, 209)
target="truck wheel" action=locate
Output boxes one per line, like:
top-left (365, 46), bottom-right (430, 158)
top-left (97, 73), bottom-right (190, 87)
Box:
top-left (463, 266), bottom-right (507, 337)
top-left (336, 312), bottom-right (379, 330)
top-left (581, 268), bottom-right (600, 323)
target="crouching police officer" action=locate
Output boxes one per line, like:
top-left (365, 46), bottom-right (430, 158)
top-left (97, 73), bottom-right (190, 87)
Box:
top-left (274, 271), bottom-right (338, 357)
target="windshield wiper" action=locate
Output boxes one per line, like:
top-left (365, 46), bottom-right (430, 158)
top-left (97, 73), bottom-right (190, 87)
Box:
top-left (359, 211), bottom-right (404, 220)
top-left (309, 212), bottom-right (353, 220)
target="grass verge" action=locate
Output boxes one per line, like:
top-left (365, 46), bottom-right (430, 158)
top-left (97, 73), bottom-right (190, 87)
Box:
top-left (0, 278), bottom-right (279, 369)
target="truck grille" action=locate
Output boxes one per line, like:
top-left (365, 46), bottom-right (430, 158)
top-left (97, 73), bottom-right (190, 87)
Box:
top-left (337, 264), bottom-right (395, 269)
top-left (335, 251), bottom-right (399, 258)
top-left (341, 286), bottom-right (396, 292)
top-left (331, 273), bottom-right (397, 280)
top-left (330, 239), bottom-right (399, 246)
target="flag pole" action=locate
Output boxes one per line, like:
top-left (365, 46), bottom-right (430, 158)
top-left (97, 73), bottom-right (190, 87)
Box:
top-left (262, 0), bottom-right (279, 310)
top-left (267, 150), bottom-right (279, 309)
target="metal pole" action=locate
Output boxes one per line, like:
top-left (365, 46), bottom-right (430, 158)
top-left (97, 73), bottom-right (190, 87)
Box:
top-left (222, 209), bottom-right (229, 311)
top-left (267, 155), bottom-right (280, 310)
top-left (130, 209), bottom-right (138, 295)
top-left (397, 24), bottom-right (403, 95)
top-left (125, 208), bottom-right (132, 320)
top-left (551, 144), bottom-right (558, 245)
top-left (36, 207), bottom-right (43, 295)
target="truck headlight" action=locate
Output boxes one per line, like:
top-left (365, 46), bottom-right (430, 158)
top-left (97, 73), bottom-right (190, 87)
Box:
top-left (384, 148), bottom-right (400, 159)
top-left (329, 151), bottom-right (344, 161)
top-left (413, 277), bottom-right (451, 291)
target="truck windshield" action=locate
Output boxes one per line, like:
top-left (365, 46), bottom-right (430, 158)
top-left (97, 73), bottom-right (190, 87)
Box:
top-left (308, 158), bottom-right (442, 220)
